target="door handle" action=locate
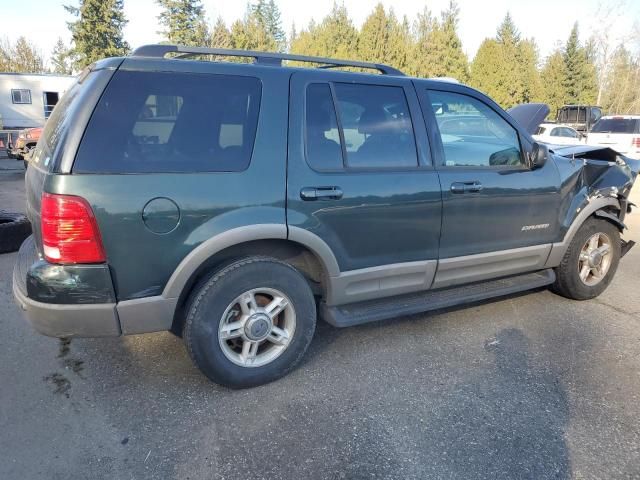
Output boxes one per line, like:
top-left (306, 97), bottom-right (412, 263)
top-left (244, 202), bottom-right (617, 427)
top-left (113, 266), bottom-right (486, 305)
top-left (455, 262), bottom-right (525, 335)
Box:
top-left (450, 181), bottom-right (483, 194)
top-left (300, 186), bottom-right (343, 201)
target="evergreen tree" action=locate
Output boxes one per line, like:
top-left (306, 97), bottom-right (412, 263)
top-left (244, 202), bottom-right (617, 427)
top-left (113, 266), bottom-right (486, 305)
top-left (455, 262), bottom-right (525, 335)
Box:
top-left (541, 49), bottom-right (567, 118)
top-left (518, 39), bottom-right (544, 103)
top-left (156, 0), bottom-right (207, 46)
top-left (469, 39), bottom-right (503, 99)
top-left (210, 16), bottom-right (232, 49)
top-left (50, 38), bottom-right (73, 75)
top-left (290, 3), bottom-right (358, 60)
top-left (411, 1), bottom-right (468, 80)
top-left (357, 4), bottom-right (411, 72)
top-left (65, 0), bottom-right (129, 69)
top-left (469, 13), bottom-right (542, 108)
top-left (562, 23), bottom-right (598, 105)
top-left (496, 12), bottom-right (520, 45)
top-left (230, 5), bottom-right (278, 53)
top-left (251, 0), bottom-right (286, 51)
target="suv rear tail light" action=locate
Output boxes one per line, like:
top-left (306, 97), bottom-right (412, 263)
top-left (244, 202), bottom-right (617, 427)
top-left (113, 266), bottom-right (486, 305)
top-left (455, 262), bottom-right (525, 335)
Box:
top-left (632, 137), bottom-right (640, 148)
top-left (41, 193), bottom-right (106, 264)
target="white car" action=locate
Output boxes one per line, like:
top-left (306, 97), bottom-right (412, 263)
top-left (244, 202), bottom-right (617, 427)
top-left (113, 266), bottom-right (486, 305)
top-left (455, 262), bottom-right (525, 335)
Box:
top-left (587, 115), bottom-right (640, 159)
top-left (533, 123), bottom-right (584, 145)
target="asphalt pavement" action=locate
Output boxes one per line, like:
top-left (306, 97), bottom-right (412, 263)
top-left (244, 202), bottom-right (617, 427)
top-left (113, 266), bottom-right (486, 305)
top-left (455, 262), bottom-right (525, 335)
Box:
top-left (1, 160), bottom-right (639, 479)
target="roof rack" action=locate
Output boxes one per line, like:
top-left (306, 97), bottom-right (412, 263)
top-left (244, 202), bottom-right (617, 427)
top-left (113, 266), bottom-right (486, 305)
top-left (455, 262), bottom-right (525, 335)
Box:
top-left (130, 44), bottom-right (405, 76)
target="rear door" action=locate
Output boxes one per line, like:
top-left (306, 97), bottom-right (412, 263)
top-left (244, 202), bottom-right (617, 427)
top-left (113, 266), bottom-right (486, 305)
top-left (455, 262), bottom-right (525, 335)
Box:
top-left (416, 83), bottom-right (561, 288)
top-left (287, 70), bottom-right (441, 305)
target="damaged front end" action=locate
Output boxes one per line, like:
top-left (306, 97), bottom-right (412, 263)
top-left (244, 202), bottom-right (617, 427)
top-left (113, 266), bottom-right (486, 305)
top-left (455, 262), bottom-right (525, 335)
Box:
top-left (551, 144), bottom-right (640, 257)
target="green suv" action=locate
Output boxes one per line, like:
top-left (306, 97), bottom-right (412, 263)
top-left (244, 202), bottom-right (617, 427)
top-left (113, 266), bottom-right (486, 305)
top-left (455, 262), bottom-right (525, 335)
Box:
top-left (12, 45), bottom-right (639, 388)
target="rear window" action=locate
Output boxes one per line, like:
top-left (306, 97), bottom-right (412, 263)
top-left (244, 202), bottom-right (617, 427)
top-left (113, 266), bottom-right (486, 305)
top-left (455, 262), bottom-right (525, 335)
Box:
top-left (73, 70), bottom-right (261, 173)
top-left (558, 107), bottom-right (585, 124)
top-left (591, 118), bottom-right (639, 134)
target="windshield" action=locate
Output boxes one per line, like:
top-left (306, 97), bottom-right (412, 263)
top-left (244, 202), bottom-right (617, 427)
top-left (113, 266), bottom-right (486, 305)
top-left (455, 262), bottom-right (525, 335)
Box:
top-left (590, 118), bottom-right (639, 134)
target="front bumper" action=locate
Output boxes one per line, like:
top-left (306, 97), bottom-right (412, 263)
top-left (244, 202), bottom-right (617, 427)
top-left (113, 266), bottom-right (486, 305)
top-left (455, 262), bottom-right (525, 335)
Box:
top-left (12, 236), bottom-right (121, 337)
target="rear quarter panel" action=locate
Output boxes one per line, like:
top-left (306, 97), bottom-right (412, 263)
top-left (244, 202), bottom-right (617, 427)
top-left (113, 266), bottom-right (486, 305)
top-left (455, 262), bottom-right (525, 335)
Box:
top-left (46, 61), bottom-right (289, 301)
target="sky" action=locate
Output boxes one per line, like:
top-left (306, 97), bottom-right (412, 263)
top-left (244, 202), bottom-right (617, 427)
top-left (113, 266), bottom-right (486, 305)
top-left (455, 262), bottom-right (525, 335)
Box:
top-left (4, 0), bottom-right (640, 64)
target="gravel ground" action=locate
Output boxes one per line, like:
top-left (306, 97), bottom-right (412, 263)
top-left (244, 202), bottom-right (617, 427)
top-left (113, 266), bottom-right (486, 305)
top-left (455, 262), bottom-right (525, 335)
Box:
top-left (1, 165), bottom-right (639, 479)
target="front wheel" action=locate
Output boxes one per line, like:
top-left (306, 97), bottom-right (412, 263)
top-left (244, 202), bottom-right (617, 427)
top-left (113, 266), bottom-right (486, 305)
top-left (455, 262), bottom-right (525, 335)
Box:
top-left (183, 257), bottom-right (317, 388)
top-left (552, 218), bottom-right (621, 300)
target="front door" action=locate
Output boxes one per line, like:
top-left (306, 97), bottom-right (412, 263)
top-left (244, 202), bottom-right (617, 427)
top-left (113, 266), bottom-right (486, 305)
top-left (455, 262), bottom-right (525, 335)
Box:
top-left (417, 85), bottom-right (561, 288)
top-left (287, 71), bottom-right (442, 305)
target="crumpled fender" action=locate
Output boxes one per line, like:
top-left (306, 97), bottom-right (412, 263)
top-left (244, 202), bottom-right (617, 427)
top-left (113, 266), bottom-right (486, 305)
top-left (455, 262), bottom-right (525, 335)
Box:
top-left (544, 146), bottom-right (637, 267)
top-left (594, 209), bottom-right (626, 232)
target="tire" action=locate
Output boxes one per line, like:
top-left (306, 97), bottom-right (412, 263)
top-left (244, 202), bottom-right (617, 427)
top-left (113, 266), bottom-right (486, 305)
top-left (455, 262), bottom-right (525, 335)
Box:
top-left (551, 217), bottom-right (621, 300)
top-left (0, 212), bottom-right (32, 254)
top-left (183, 257), bottom-right (317, 388)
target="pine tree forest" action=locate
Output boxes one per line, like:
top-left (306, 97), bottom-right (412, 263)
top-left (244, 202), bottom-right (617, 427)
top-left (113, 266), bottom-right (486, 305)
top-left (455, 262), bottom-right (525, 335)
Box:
top-left (1, 0), bottom-right (639, 115)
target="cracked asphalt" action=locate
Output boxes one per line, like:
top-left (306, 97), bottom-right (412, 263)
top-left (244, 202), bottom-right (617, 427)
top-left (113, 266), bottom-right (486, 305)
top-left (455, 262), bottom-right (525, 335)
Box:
top-left (1, 159), bottom-right (639, 479)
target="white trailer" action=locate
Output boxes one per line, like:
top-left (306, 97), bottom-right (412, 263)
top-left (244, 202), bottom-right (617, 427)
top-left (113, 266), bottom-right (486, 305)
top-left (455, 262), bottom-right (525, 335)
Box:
top-left (0, 72), bottom-right (75, 129)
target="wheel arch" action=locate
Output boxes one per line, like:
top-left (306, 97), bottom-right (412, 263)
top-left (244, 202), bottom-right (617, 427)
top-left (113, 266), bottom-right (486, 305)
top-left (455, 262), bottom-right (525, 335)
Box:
top-left (545, 196), bottom-right (622, 267)
top-left (165, 225), bottom-right (339, 335)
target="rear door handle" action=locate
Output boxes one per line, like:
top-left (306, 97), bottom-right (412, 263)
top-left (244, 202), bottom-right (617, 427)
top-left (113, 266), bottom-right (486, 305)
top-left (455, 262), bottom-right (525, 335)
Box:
top-left (450, 181), bottom-right (483, 194)
top-left (300, 186), bottom-right (343, 201)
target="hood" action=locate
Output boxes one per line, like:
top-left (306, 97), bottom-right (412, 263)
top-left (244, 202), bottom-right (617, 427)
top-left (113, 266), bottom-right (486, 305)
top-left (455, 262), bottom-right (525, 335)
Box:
top-left (552, 144), bottom-right (640, 176)
top-left (506, 103), bottom-right (550, 135)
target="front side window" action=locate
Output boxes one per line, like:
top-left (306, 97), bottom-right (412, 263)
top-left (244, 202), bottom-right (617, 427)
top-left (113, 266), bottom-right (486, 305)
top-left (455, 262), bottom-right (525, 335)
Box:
top-left (550, 128), bottom-right (562, 137)
top-left (427, 90), bottom-right (524, 168)
top-left (74, 71), bottom-right (261, 173)
top-left (11, 89), bottom-right (31, 104)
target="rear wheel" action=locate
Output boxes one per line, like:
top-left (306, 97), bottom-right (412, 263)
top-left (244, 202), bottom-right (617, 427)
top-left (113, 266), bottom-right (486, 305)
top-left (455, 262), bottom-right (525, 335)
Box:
top-left (552, 218), bottom-right (620, 300)
top-left (183, 257), bottom-right (316, 388)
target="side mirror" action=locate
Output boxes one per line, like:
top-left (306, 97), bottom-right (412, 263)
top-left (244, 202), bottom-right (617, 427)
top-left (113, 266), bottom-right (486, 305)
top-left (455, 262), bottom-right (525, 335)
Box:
top-left (529, 142), bottom-right (548, 169)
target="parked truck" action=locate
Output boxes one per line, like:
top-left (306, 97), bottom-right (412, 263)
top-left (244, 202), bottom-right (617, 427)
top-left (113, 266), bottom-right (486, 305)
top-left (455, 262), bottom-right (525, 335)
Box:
top-left (557, 105), bottom-right (603, 133)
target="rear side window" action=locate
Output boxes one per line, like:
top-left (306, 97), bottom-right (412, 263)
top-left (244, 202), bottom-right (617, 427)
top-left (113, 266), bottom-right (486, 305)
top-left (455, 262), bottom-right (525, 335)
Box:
top-left (305, 84), bottom-right (343, 170)
top-left (74, 71), bottom-right (261, 173)
top-left (304, 82), bottom-right (418, 170)
top-left (591, 118), bottom-right (639, 134)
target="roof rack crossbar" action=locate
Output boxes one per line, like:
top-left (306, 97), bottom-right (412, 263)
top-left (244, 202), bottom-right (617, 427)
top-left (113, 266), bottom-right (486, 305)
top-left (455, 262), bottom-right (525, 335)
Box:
top-left (131, 44), bottom-right (405, 76)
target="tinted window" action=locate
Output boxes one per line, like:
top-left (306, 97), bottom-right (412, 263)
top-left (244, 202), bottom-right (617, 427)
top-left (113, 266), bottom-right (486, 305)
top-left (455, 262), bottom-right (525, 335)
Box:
top-left (535, 126), bottom-right (546, 135)
top-left (550, 128), bottom-right (562, 137)
top-left (428, 90), bottom-right (523, 168)
top-left (305, 84), bottom-right (343, 170)
top-left (333, 83), bottom-right (417, 169)
top-left (74, 71), bottom-right (261, 173)
top-left (591, 118), bottom-right (639, 134)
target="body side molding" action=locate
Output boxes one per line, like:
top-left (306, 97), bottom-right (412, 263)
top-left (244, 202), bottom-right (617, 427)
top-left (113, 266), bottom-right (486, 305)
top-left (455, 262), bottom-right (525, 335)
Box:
top-left (433, 244), bottom-right (552, 289)
top-left (327, 260), bottom-right (437, 306)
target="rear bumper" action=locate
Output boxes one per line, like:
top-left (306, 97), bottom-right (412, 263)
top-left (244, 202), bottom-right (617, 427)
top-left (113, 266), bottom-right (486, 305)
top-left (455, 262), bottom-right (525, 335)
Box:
top-left (13, 279), bottom-right (120, 337)
top-left (12, 236), bottom-right (121, 337)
